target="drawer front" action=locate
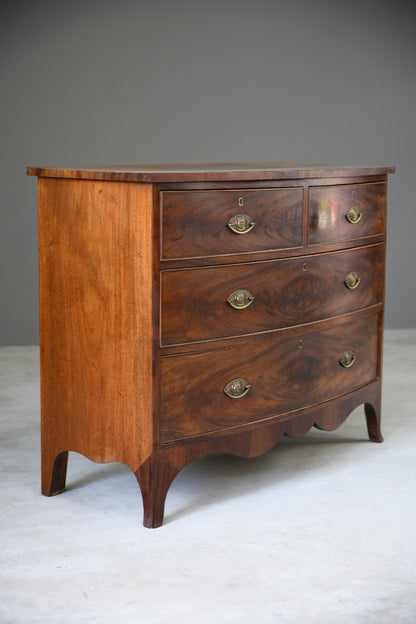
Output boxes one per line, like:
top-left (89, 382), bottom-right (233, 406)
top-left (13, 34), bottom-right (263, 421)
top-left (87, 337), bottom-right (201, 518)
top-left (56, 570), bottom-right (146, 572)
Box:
top-left (308, 182), bottom-right (386, 245)
top-left (161, 244), bottom-right (384, 345)
top-left (160, 313), bottom-right (379, 442)
top-left (161, 188), bottom-right (303, 259)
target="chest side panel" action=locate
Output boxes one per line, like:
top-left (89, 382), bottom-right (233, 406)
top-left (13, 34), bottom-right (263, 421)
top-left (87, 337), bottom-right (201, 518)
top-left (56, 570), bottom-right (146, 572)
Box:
top-left (38, 178), bottom-right (155, 469)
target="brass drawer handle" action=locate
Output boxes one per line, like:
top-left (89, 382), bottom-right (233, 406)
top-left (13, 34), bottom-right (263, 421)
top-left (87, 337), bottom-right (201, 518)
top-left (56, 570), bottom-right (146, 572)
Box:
top-left (224, 378), bottom-right (251, 399)
top-left (340, 349), bottom-right (355, 368)
top-left (344, 271), bottom-right (361, 290)
top-left (345, 206), bottom-right (362, 224)
top-left (227, 213), bottom-right (255, 234)
top-left (227, 289), bottom-right (255, 309)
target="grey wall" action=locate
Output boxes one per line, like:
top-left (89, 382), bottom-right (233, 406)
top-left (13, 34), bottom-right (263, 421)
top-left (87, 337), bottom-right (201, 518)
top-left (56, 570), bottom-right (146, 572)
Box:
top-left (1, 0), bottom-right (415, 345)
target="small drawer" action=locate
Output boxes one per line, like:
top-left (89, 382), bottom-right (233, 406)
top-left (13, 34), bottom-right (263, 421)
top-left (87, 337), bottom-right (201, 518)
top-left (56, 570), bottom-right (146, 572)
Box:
top-left (308, 182), bottom-right (386, 245)
top-left (161, 188), bottom-right (303, 259)
top-left (160, 313), bottom-right (379, 442)
top-left (161, 244), bottom-right (384, 345)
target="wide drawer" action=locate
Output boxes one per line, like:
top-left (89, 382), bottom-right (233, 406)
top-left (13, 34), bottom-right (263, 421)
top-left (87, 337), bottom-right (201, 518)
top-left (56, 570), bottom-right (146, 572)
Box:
top-left (161, 244), bottom-right (384, 345)
top-left (160, 313), bottom-right (379, 442)
top-left (161, 188), bottom-right (303, 259)
top-left (308, 182), bottom-right (386, 245)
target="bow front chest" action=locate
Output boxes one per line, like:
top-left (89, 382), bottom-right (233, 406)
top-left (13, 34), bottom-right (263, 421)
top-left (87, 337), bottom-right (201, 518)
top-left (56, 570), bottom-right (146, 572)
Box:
top-left (28, 162), bottom-right (395, 527)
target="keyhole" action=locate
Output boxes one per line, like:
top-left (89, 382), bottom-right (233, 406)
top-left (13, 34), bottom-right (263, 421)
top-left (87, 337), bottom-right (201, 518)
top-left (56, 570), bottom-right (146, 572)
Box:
top-left (298, 339), bottom-right (303, 349)
top-left (238, 197), bottom-right (244, 207)
top-left (302, 263), bottom-right (307, 271)
top-left (352, 190), bottom-right (357, 200)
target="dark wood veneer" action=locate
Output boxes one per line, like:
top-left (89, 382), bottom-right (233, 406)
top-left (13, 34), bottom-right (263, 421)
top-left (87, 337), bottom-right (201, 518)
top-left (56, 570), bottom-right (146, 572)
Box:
top-left (138, 380), bottom-right (383, 527)
top-left (160, 312), bottom-right (379, 442)
top-left (161, 243), bottom-right (384, 345)
top-left (161, 188), bottom-right (303, 259)
top-left (309, 181), bottom-right (386, 245)
top-left (27, 161), bottom-right (395, 183)
top-left (29, 162), bottom-right (394, 528)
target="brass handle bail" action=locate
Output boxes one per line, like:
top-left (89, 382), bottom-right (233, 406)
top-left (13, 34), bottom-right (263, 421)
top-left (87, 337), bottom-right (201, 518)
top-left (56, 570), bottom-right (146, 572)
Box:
top-left (227, 214), bottom-right (255, 234)
top-left (224, 378), bottom-right (251, 399)
top-left (345, 206), bottom-right (362, 224)
top-left (227, 289), bottom-right (255, 310)
top-left (344, 271), bottom-right (361, 290)
top-left (340, 349), bottom-right (355, 368)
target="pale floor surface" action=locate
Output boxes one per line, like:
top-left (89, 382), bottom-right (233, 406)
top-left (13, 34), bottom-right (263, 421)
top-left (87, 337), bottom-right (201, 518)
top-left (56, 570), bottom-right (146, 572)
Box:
top-left (1, 330), bottom-right (415, 623)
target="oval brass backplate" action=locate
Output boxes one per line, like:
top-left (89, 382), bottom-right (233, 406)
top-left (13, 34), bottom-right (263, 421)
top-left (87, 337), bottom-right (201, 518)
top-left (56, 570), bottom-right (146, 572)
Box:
top-left (345, 206), bottom-right (362, 224)
top-left (227, 213), bottom-right (255, 234)
top-left (344, 271), bottom-right (361, 290)
top-left (224, 378), bottom-right (251, 399)
top-left (227, 289), bottom-right (255, 310)
top-left (339, 349), bottom-right (355, 368)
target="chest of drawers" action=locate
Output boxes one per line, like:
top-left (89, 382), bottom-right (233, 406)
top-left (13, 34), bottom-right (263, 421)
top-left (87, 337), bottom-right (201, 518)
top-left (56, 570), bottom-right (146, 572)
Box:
top-left (28, 162), bottom-right (395, 528)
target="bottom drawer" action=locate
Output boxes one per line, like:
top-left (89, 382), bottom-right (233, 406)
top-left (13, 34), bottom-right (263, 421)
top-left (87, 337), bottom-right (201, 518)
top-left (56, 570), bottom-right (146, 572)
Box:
top-left (160, 313), bottom-right (379, 442)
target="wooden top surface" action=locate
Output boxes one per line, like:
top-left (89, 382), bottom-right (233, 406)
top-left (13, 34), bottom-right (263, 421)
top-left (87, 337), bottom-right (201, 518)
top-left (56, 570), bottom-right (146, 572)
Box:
top-left (27, 161), bottom-right (395, 183)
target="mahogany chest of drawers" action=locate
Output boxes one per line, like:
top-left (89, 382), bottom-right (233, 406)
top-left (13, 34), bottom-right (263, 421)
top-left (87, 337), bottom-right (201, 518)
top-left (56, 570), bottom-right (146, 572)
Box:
top-left (28, 162), bottom-right (395, 528)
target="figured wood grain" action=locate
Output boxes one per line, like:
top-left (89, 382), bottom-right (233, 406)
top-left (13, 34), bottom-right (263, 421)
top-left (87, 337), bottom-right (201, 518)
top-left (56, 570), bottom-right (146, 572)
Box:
top-left (161, 243), bottom-right (384, 345)
top-left (161, 188), bottom-right (303, 259)
top-left (309, 181), bottom-right (386, 244)
top-left (38, 178), bottom-right (155, 491)
top-left (159, 380), bottom-right (382, 451)
top-left (30, 162), bottom-right (394, 528)
top-left (27, 162), bottom-right (395, 183)
top-left (160, 234), bottom-right (386, 270)
top-left (140, 380), bottom-right (382, 526)
top-left (160, 312), bottom-right (379, 442)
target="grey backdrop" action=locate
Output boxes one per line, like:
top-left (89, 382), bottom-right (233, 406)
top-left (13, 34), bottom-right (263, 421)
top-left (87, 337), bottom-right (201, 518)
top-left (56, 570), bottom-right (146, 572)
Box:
top-left (1, 0), bottom-right (415, 345)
